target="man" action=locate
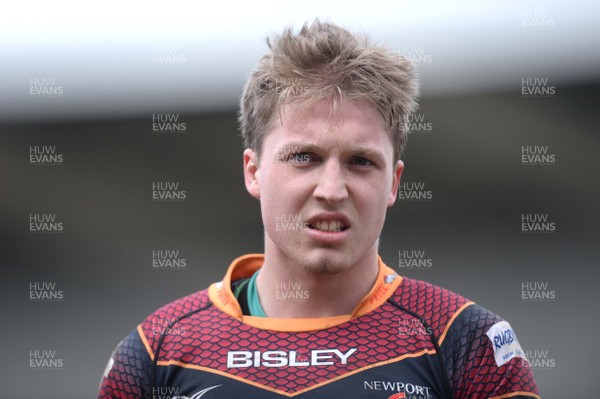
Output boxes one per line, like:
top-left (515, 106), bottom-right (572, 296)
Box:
top-left (99, 20), bottom-right (539, 399)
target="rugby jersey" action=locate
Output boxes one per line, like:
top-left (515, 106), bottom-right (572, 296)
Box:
top-left (98, 254), bottom-right (539, 399)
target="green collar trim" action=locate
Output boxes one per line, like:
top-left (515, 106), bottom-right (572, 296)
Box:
top-left (246, 270), bottom-right (266, 317)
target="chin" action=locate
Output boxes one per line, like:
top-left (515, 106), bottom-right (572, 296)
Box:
top-left (299, 251), bottom-right (356, 275)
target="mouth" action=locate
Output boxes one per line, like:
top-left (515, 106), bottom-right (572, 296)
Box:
top-left (306, 214), bottom-right (351, 233)
top-left (307, 220), bottom-right (349, 233)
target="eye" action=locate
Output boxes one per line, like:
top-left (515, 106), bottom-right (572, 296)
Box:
top-left (284, 152), bottom-right (314, 164)
top-left (351, 156), bottom-right (374, 167)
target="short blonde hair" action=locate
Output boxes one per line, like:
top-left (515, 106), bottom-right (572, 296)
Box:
top-left (238, 19), bottom-right (419, 162)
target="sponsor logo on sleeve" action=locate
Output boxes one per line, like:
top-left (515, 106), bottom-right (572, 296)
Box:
top-left (485, 321), bottom-right (527, 367)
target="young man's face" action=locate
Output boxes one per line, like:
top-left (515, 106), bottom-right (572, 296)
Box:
top-left (244, 100), bottom-right (403, 274)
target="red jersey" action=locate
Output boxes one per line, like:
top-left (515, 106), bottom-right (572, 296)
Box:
top-left (98, 254), bottom-right (539, 399)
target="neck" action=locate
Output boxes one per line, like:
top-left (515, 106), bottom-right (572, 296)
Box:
top-left (256, 241), bottom-right (380, 318)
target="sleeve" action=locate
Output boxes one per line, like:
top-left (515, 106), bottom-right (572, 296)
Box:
top-left (97, 328), bottom-right (154, 399)
top-left (440, 304), bottom-right (540, 399)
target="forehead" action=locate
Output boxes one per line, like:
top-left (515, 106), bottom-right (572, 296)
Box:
top-left (265, 100), bottom-right (392, 151)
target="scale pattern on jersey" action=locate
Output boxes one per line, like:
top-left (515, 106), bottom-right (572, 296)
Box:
top-left (390, 276), bottom-right (471, 341)
top-left (100, 290), bottom-right (211, 399)
top-left (102, 278), bottom-right (538, 398)
top-left (441, 304), bottom-right (538, 399)
top-left (140, 289), bottom-right (212, 354)
top-left (141, 296), bottom-right (436, 394)
top-left (98, 330), bottom-right (153, 399)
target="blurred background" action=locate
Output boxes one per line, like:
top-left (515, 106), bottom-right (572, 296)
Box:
top-left (1, 0), bottom-right (599, 397)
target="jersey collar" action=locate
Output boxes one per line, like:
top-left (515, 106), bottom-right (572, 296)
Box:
top-left (208, 253), bottom-right (402, 332)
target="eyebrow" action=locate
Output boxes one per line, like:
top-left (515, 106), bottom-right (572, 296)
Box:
top-left (277, 141), bottom-right (387, 164)
top-left (276, 141), bottom-right (311, 153)
top-left (350, 147), bottom-right (386, 164)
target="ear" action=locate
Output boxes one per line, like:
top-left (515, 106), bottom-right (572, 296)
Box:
top-left (387, 160), bottom-right (404, 207)
top-left (243, 149), bottom-right (261, 200)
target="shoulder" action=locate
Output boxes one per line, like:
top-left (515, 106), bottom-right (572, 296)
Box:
top-left (137, 289), bottom-right (213, 358)
top-left (99, 290), bottom-right (213, 397)
top-left (432, 298), bottom-right (536, 397)
top-left (142, 289), bottom-right (211, 324)
top-left (391, 276), bottom-right (512, 345)
top-left (391, 278), bottom-right (537, 397)
top-left (390, 276), bottom-right (475, 341)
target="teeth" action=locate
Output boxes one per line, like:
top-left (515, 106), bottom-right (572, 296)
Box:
top-left (310, 220), bottom-right (346, 232)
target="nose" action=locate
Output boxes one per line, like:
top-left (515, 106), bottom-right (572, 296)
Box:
top-left (313, 159), bottom-right (348, 204)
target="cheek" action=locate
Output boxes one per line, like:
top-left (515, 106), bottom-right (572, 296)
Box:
top-left (259, 168), bottom-right (303, 218)
top-left (258, 164), bottom-right (284, 198)
top-left (354, 182), bottom-right (391, 227)
top-left (358, 177), bottom-right (391, 206)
